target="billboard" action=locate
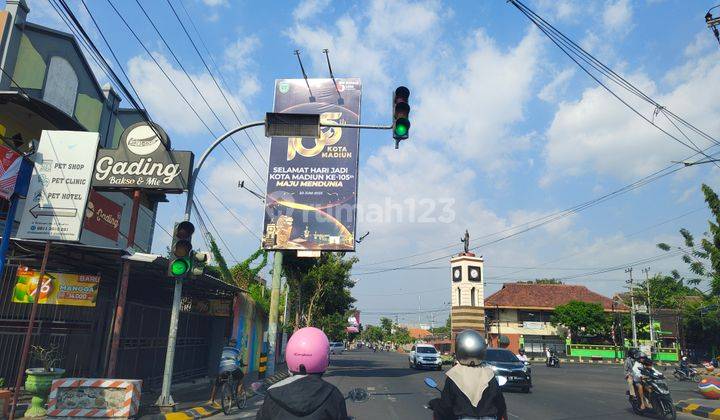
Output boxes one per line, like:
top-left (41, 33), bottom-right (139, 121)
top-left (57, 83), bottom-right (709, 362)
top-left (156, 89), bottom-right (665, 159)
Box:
top-left (262, 78), bottom-right (362, 252)
top-left (84, 190), bottom-right (122, 241)
top-left (0, 144), bottom-right (22, 200)
top-left (11, 266), bottom-right (100, 307)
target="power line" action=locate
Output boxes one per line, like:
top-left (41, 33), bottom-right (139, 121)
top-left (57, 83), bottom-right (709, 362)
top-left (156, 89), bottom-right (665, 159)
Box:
top-left (196, 178), bottom-right (261, 240)
top-left (163, 0), bottom-right (268, 167)
top-left (131, 0), bottom-right (267, 183)
top-left (193, 199), bottom-right (241, 263)
top-left (100, 0), bottom-right (265, 191)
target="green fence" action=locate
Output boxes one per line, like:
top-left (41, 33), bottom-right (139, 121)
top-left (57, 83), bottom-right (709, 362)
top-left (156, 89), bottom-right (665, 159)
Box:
top-left (567, 344), bottom-right (678, 361)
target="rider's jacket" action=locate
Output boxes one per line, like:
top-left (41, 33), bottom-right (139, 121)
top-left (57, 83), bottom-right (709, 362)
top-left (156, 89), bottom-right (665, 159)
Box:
top-left (255, 374), bottom-right (347, 420)
top-left (430, 364), bottom-right (507, 420)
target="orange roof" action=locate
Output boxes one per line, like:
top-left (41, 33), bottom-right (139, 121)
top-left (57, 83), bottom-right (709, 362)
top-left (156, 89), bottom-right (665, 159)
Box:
top-left (485, 283), bottom-right (629, 311)
top-left (408, 327), bottom-right (432, 339)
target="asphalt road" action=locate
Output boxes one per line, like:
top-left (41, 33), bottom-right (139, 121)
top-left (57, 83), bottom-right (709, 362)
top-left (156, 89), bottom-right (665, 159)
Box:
top-left (214, 348), bottom-right (700, 419)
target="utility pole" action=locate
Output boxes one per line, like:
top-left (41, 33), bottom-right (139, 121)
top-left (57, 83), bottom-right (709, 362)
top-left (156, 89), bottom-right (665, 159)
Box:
top-left (642, 267), bottom-right (656, 351)
top-left (266, 251), bottom-right (283, 376)
top-left (625, 268), bottom-right (638, 348)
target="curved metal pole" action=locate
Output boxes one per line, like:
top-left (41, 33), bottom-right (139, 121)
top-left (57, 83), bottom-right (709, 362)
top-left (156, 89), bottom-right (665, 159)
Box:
top-left (183, 120), bottom-right (265, 221)
top-left (157, 120), bottom-right (265, 409)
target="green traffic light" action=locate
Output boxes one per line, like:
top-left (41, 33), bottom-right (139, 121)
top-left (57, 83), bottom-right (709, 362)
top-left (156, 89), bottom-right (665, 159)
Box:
top-left (170, 258), bottom-right (190, 276)
top-left (394, 124), bottom-right (408, 137)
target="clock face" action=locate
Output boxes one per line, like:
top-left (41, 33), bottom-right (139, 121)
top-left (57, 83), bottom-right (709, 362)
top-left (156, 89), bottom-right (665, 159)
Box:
top-left (452, 267), bottom-right (461, 281)
top-left (469, 266), bottom-right (482, 282)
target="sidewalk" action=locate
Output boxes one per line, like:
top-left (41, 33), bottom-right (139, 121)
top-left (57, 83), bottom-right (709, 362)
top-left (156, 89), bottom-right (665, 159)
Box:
top-left (138, 371), bottom-right (266, 420)
top-left (527, 357), bottom-right (680, 367)
top-left (675, 398), bottom-right (720, 419)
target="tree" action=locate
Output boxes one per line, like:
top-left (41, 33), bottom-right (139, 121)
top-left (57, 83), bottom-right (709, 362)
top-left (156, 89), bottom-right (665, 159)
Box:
top-left (380, 317), bottom-right (394, 341)
top-left (637, 273), bottom-right (702, 309)
top-left (362, 325), bottom-right (384, 343)
top-left (316, 312), bottom-right (347, 342)
top-left (392, 327), bottom-right (412, 345)
top-left (551, 301), bottom-right (610, 338)
top-left (658, 184), bottom-right (720, 296)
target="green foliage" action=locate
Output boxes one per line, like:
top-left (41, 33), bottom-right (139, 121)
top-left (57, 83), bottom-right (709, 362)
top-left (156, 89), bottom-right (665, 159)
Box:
top-left (0, 377), bottom-right (5, 388)
top-left (231, 248), bottom-right (268, 288)
top-left (380, 317), bottom-right (393, 339)
top-left (285, 252), bottom-right (357, 331)
top-left (316, 312), bottom-right (347, 342)
top-left (551, 301), bottom-right (610, 337)
top-left (657, 183), bottom-right (720, 295)
top-left (392, 327), bottom-right (412, 345)
top-left (429, 326), bottom-right (450, 337)
top-left (208, 237), bottom-right (233, 284)
top-left (362, 325), bottom-right (384, 343)
top-left (682, 297), bottom-right (720, 353)
top-left (248, 282), bottom-right (270, 313)
top-left (638, 273), bottom-right (702, 309)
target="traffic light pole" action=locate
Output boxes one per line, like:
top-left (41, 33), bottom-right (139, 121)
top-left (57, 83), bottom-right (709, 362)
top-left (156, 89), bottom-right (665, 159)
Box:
top-left (156, 121), bottom-right (264, 409)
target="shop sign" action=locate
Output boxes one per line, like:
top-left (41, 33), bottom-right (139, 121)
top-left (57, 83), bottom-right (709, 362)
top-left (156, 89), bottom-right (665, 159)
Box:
top-left (0, 144), bottom-right (22, 200)
top-left (11, 266), bottom-right (100, 307)
top-left (84, 190), bottom-right (122, 241)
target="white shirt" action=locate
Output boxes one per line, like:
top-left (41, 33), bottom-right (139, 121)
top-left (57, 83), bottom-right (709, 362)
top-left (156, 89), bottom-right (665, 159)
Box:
top-left (631, 361), bottom-right (660, 380)
top-left (517, 354), bottom-right (529, 362)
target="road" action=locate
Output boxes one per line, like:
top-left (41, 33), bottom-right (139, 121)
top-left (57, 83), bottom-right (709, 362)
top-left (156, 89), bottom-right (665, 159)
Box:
top-left (215, 348), bottom-right (699, 419)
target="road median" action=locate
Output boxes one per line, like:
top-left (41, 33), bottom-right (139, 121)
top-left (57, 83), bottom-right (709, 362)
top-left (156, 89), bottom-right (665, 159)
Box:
top-left (675, 399), bottom-right (720, 419)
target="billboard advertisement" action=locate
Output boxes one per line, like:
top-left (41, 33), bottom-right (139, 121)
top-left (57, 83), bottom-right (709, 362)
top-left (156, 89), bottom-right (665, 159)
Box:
top-left (11, 266), bottom-right (100, 307)
top-left (0, 144), bottom-right (22, 200)
top-left (262, 78), bottom-right (362, 252)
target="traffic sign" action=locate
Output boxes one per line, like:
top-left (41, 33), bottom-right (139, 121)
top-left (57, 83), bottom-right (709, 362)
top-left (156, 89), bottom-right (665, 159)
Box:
top-left (17, 130), bottom-right (100, 242)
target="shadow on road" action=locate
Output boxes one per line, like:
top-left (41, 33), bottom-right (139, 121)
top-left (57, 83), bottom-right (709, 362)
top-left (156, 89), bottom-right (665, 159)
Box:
top-left (326, 366), bottom-right (421, 378)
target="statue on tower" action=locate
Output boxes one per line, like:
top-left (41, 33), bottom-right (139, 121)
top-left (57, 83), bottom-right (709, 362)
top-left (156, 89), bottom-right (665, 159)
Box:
top-left (461, 229), bottom-right (470, 254)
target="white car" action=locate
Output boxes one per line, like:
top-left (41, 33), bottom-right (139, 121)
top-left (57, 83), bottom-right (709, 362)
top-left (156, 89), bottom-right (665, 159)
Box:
top-left (329, 342), bottom-right (345, 355)
top-left (409, 344), bottom-right (442, 370)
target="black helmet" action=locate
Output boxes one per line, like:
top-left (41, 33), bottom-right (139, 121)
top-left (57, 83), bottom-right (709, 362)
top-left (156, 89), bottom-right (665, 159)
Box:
top-left (627, 348), bottom-right (639, 359)
top-left (455, 330), bottom-right (487, 367)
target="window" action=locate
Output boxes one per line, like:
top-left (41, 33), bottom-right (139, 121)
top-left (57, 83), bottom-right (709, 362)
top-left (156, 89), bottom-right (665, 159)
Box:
top-left (43, 56), bottom-right (78, 116)
top-left (470, 287), bottom-right (476, 306)
top-left (457, 288), bottom-right (461, 306)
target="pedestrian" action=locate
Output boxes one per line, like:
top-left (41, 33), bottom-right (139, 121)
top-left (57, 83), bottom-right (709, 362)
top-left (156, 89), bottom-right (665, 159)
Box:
top-left (256, 327), bottom-right (347, 420)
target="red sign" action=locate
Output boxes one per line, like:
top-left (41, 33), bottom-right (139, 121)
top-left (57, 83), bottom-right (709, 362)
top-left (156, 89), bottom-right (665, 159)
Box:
top-left (84, 190), bottom-right (122, 241)
top-left (0, 145), bottom-right (22, 200)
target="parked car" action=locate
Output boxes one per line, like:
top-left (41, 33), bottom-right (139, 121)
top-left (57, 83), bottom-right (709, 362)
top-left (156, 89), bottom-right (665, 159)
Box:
top-left (409, 344), bottom-right (442, 370)
top-left (329, 342), bottom-right (345, 355)
top-left (484, 348), bottom-right (532, 393)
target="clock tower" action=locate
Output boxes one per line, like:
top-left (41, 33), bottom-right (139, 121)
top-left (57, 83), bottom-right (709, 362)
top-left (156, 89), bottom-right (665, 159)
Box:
top-left (450, 250), bottom-right (485, 342)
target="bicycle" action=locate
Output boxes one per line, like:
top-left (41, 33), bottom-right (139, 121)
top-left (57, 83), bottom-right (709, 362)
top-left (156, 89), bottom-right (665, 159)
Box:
top-left (219, 370), bottom-right (247, 415)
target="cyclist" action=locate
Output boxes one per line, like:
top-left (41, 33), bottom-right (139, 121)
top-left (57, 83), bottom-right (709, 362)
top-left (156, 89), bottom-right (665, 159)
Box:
top-left (209, 338), bottom-right (244, 405)
top-left (256, 327), bottom-right (347, 419)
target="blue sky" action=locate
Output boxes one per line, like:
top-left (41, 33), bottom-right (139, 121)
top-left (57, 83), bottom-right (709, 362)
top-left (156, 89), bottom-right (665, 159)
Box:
top-left (22, 0), bottom-right (720, 325)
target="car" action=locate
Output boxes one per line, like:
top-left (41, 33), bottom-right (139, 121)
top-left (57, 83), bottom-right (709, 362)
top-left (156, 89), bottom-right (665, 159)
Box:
top-left (329, 342), bottom-right (345, 355)
top-left (409, 344), bottom-right (443, 370)
top-left (483, 348), bottom-right (532, 393)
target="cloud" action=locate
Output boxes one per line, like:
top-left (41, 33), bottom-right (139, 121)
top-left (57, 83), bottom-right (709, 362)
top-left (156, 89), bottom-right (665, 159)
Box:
top-left (223, 35), bottom-right (261, 71)
top-left (201, 0), bottom-right (228, 6)
top-left (541, 49), bottom-right (720, 183)
top-left (414, 29), bottom-right (541, 169)
top-left (602, 0), bottom-right (633, 33)
top-left (535, 0), bottom-right (577, 22)
top-left (293, 0), bottom-right (331, 21)
top-left (538, 68), bottom-right (575, 103)
top-left (127, 52), bottom-right (257, 136)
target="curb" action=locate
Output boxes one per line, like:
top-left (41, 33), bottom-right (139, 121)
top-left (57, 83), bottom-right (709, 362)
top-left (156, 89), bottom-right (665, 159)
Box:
top-left (142, 403), bottom-right (221, 420)
top-left (528, 358), bottom-right (680, 367)
top-left (675, 400), bottom-right (720, 419)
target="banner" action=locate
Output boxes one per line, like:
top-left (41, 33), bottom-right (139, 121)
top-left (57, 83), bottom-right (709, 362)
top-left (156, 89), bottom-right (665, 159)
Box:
top-left (0, 144), bottom-right (22, 200)
top-left (262, 78), bottom-right (362, 252)
top-left (84, 190), bottom-right (122, 241)
top-left (12, 266), bottom-right (100, 307)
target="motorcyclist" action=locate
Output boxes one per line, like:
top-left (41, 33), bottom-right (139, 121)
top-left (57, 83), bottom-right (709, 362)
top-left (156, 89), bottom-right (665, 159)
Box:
top-left (428, 330), bottom-right (507, 420)
top-left (679, 355), bottom-right (691, 377)
top-left (516, 348), bottom-right (529, 363)
top-left (255, 327), bottom-right (347, 420)
top-left (632, 355), bottom-right (660, 410)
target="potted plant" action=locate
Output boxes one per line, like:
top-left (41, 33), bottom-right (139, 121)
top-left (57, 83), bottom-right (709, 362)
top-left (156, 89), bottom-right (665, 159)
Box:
top-left (23, 345), bottom-right (65, 418)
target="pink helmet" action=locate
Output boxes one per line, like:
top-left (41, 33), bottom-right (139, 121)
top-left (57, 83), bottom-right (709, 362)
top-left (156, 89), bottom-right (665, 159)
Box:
top-left (285, 327), bottom-right (330, 374)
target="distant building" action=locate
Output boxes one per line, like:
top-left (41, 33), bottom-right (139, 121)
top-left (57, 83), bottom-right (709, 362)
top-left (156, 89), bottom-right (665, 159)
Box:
top-left (484, 283), bottom-right (629, 355)
top-left (407, 327), bottom-right (432, 341)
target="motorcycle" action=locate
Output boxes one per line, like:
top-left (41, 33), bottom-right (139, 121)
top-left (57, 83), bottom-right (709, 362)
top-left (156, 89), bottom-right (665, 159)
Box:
top-left (673, 366), bottom-right (700, 382)
top-left (546, 353), bottom-right (560, 367)
top-left (627, 368), bottom-right (676, 419)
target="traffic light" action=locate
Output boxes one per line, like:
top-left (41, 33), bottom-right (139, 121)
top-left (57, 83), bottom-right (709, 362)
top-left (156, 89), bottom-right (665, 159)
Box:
top-left (168, 221), bottom-right (195, 277)
top-left (190, 251), bottom-right (209, 278)
top-left (392, 86), bottom-right (410, 148)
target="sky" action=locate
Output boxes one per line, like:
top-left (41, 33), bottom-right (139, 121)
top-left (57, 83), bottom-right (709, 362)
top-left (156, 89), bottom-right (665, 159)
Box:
top-left (19, 0), bottom-right (720, 326)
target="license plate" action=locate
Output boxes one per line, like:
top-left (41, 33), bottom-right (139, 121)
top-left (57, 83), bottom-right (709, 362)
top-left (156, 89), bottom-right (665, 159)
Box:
top-left (508, 376), bottom-right (522, 381)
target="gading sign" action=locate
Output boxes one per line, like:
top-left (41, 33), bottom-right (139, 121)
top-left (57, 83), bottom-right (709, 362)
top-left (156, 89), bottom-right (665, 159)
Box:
top-left (92, 122), bottom-right (193, 192)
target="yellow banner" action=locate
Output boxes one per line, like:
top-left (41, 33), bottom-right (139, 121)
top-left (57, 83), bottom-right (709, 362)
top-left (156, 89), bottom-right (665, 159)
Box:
top-left (12, 266), bottom-right (100, 307)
